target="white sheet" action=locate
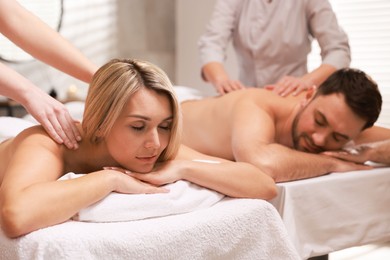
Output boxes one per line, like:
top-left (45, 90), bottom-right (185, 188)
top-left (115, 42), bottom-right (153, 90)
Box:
top-left (270, 167), bottom-right (390, 259)
top-left (0, 198), bottom-right (300, 260)
top-left (0, 116), bottom-right (35, 142)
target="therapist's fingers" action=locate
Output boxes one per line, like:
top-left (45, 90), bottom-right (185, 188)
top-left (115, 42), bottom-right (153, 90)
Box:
top-left (48, 111), bottom-right (80, 149)
top-left (215, 79), bottom-right (244, 95)
top-left (58, 112), bottom-right (82, 148)
top-left (275, 77), bottom-right (299, 96)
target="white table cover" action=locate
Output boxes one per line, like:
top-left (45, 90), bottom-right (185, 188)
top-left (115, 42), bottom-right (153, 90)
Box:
top-left (270, 167), bottom-right (390, 259)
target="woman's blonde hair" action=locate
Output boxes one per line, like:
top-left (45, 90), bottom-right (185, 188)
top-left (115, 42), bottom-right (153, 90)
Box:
top-left (82, 58), bottom-right (182, 161)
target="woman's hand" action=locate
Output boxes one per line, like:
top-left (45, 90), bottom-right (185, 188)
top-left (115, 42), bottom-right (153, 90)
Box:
top-left (103, 167), bottom-right (169, 194)
top-left (123, 160), bottom-right (185, 186)
top-left (265, 75), bottom-right (315, 97)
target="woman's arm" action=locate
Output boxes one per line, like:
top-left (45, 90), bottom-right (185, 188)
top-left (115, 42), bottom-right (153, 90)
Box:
top-left (129, 145), bottom-right (277, 200)
top-left (0, 0), bottom-right (97, 82)
top-left (0, 128), bottom-right (165, 238)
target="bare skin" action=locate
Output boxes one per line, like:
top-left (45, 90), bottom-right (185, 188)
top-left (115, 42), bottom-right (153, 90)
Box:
top-left (182, 88), bottom-right (390, 182)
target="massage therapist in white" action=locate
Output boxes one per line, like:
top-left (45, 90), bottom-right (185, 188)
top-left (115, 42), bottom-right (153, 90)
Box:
top-left (199, 0), bottom-right (350, 96)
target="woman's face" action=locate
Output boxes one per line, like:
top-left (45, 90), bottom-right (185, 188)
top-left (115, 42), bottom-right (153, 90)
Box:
top-left (105, 87), bottom-right (173, 173)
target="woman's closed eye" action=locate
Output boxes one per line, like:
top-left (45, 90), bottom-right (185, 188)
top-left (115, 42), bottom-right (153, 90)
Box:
top-left (132, 126), bottom-right (144, 131)
top-left (159, 122), bottom-right (172, 131)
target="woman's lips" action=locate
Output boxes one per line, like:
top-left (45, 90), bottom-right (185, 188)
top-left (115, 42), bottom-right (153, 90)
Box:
top-left (136, 155), bottom-right (158, 163)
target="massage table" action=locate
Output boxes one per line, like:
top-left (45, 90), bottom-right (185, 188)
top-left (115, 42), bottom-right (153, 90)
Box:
top-left (270, 167), bottom-right (390, 259)
top-left (0, 192), bottom-right (300, 260)
top-left (0, 199), bottom-right (300, 260)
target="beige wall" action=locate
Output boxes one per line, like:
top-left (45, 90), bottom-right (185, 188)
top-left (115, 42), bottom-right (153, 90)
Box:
top-left (117, 0), bottom-right (175, 80)
top-left (175, 0), bottom-right (238, 96)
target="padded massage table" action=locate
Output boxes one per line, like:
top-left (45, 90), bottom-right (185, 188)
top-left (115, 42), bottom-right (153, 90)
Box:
top-left (270, 167), bottom-right (390, 259)
top-left (0, 198), bottom-right (299, 260)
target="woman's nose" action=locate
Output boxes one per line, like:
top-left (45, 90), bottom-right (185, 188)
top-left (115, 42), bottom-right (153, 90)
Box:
top-left (145, 129), bottom-right (160, 149)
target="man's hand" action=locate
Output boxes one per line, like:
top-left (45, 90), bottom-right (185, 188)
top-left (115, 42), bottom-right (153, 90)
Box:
top-left (322, 146), bottom-right (373, 164)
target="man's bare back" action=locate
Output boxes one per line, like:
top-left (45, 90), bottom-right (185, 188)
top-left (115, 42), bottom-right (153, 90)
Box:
top-left (181, 88), bottom-right (302, 160)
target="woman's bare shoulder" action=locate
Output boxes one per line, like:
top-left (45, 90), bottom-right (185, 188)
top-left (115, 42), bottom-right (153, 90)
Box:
top-left (13, 125), bottom-right (58, 146)
top-left (0, 125), bottom-right (64, 186)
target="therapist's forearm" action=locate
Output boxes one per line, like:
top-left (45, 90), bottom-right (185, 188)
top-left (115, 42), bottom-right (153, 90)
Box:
top-left (201, 62), bottom-right (230, 84)
top-left (0, 62), bottom-right (43, 104)
top-left (302, 64), bottom-right (337, 87)
top-left (0, 0), bottom-right (97, 83)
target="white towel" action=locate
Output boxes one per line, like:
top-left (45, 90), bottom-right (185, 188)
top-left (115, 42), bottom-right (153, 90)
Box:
top-left (59, 172), bottom-right (225, 222)
top-left (173, 85), bottom-right (208, 103)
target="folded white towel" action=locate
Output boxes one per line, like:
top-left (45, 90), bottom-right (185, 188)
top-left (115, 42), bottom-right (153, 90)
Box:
top-left (59, 172), bottom-right (225, 222)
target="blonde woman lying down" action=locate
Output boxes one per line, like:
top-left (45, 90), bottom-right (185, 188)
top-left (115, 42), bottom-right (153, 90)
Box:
top-left (0, 59), bottom-right (276, 238)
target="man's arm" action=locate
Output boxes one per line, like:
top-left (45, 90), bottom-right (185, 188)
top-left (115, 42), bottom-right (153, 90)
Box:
top-left (239, 143), bottom-right (369, 182)
top-left (230, 101), bottom-right (369, 182)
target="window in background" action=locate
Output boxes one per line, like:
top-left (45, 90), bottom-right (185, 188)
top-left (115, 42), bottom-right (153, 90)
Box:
top-left (308, 0), bottom-right (390, 128)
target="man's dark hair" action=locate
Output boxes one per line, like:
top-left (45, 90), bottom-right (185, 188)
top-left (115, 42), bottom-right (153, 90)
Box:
top-left (315, 68), bottom-right (382, 129)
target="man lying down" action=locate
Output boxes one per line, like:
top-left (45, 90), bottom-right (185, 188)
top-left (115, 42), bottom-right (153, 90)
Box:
top-left (181, 68), bottom-right (390, 182)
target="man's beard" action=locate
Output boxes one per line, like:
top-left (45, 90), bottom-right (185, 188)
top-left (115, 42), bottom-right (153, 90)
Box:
top-left (291, 107), bottom-right (323, 153)
top-left (291, 108), bottom-right (302, 151)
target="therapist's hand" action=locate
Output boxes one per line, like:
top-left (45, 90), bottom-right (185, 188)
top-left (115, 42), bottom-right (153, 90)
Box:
top-left (211, 77), bottom-right (245, 95)
top-left (202, 62), bottom-right (245, 95)
top-left (266, 76), bottom-right (315, 97)
top-left (24, 89), bottom-right (81, 149)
